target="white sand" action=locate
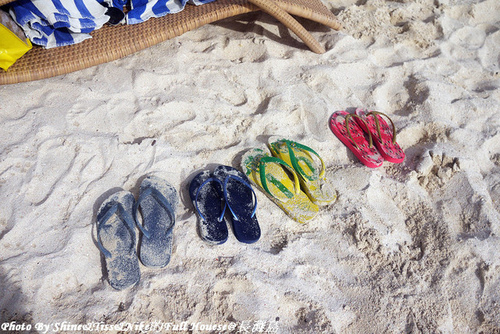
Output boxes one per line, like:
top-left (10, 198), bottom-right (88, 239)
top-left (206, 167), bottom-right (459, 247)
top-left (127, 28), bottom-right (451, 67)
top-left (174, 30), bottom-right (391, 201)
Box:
top-left (1, 0), bottom-right (499, 332)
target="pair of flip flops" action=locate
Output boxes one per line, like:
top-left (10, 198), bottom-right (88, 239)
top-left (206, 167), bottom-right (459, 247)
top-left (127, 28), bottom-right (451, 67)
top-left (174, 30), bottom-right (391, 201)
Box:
top-left (329, 108), bottom-right (405, 168)
top-left (189, 165), bottom-right (260, 244)
top-left (96, 176), bottom-right (177, 290)
top-left (241, 137), bottom-right (337, 224)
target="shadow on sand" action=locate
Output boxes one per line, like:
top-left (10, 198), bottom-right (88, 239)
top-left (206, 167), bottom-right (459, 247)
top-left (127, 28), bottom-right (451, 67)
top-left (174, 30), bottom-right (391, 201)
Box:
top-left (0, 265), bottom-right (31, 330)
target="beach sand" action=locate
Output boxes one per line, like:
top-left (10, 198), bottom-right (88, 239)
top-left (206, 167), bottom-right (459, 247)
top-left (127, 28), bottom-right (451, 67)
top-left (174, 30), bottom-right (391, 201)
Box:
top-left (1, 0), bottom-right (499, 332)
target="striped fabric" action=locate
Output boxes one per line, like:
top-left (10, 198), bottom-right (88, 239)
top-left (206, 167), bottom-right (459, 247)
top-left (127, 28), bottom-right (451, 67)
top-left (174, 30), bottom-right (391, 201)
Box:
top-left (126, 0), bottom-right (216, 25)
top-left (9, 0), bottom-right (109, 48)
top-left (9, 0), bottom-right (215, 48)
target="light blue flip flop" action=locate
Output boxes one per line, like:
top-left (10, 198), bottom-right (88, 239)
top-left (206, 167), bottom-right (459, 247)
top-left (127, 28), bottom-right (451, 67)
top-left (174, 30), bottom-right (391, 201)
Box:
top-left (96, 191), bottom-right (141, 290)
top-left (134, 176), bottom-right (178, 268)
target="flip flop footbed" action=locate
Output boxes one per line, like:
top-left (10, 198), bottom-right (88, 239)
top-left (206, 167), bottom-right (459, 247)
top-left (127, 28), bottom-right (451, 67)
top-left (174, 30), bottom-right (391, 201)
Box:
top-left (136, 176), bottom-right (177, 268)
top-left (329, 111), bottom-right (384, 168)
top-left (268, 136), bottom-right (337, 205)
top-left (213, 165), bottom-right (260, 244)
top-left (97, 191), bottom-right (140, 290)
top-left (241, 148), bottom-right (319, 223)
top-left (189, 170), bottom-right (229, 244)
top-left (355, 109), bottom-right (405, 163)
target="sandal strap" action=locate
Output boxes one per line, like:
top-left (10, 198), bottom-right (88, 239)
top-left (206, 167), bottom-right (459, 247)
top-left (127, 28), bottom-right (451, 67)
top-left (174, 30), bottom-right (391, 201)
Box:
top-left (258, 156), bottom-right (301, 197)
top-left (97, 203), bottom-right (136, 259)
top-left (366, 111), bottom-right (397, 144)
top-left (344, 113), bottom-right (374, 150)
top-left (274, 139), bottom-right (326, 180)
top-left (194, 177), bottom-right (226, 223)
top-left (133, 187), bottom-right (175, 239)
top-left (223, 174), bottom-right (257, 221)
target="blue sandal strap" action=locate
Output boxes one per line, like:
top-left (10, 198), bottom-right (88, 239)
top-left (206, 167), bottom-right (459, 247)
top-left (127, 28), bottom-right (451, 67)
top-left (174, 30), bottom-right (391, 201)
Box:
top-left (133, 187), bottom-right (175, 239)
top-left (97, 203), bottom-right (136, 259)
top-left (194, 177), bottom-right (226, 223)
top-left (223, 174), bottom-right (258, 221)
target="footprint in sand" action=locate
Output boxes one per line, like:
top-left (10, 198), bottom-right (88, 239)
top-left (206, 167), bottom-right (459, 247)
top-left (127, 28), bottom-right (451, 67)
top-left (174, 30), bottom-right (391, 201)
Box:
top-left (416, 150), bottom-right (460, 192)
top-left (417, 150), bottom-right (496, 240)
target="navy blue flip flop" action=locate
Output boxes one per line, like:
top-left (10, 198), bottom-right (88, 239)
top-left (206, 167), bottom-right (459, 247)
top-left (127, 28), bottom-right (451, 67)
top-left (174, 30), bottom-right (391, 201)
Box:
top-left (96, 191), bottom-right (141, 290)
top-left (189, 170), bottom-right (229, 244)
top-left (134, 176), bottom-right (178, 268)
top-left (213, 165), bottom-right (260, 244)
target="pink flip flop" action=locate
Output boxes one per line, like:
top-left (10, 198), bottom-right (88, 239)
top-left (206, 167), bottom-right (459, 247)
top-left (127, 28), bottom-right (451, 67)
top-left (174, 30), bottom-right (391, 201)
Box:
top-left (354, 109), bottom-right (405, 163)
top-left (329, 110), bottom-right (384, 168)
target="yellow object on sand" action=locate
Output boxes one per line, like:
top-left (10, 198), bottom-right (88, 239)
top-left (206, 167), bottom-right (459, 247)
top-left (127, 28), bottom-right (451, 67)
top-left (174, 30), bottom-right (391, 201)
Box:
top-left (268, 137), bottom-right (337, 205)
top-left (241, 147), bottom-right (319, 223)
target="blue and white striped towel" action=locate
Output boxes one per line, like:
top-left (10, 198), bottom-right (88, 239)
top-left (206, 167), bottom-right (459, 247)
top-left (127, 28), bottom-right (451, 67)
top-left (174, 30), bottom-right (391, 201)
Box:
top-left (126, 0), bottom-right (215, 25)
top-left (9, 0), bottom-right (215, 48)
top-left (9, 0), bottom-right (110, 48)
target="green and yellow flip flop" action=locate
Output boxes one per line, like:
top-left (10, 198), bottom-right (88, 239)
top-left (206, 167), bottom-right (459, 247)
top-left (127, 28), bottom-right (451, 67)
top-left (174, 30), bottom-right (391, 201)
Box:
top-left (268, 137), bottom-right (337, 205)
top-left (241, 148), bottom-right (319, 223)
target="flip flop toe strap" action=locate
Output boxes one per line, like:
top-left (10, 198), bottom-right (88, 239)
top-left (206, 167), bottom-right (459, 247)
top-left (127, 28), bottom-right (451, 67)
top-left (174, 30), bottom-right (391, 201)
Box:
top-left (275, 139), bottom-right (326, 181)
top-left (223, 174), bottom-right (258, 221)
top-left (133, 187), bottom-right (175, 239)
top-left (365, 111), bottom-right (397, 144)
top-left (344, 114), bottom-right (374, 150)
top-left (97, 203), bottom-right (136, 259)
top-left (259, 156), bottom-right (301, 199)
top-left (194, 177), bottom-right (226, 224)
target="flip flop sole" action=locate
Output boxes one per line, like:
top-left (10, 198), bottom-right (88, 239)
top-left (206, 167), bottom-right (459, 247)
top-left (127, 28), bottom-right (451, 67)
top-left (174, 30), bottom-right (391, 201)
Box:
top-left (189, 170), bottom-right (229, 245)
top-left (136, 176), bottom-right (177, 268)
top-left (97, 191), bottom-right (140, 290)
top-left (241, 148), bottom-right (319, 223)
top-left (268, 136), bottom-right (337, 205)
top-left (355, 108), bottom-right (405, 163)
top-left (329, 111), bottom-right (384, 168)
top-left (213, 165), bottom-right (260, 244)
